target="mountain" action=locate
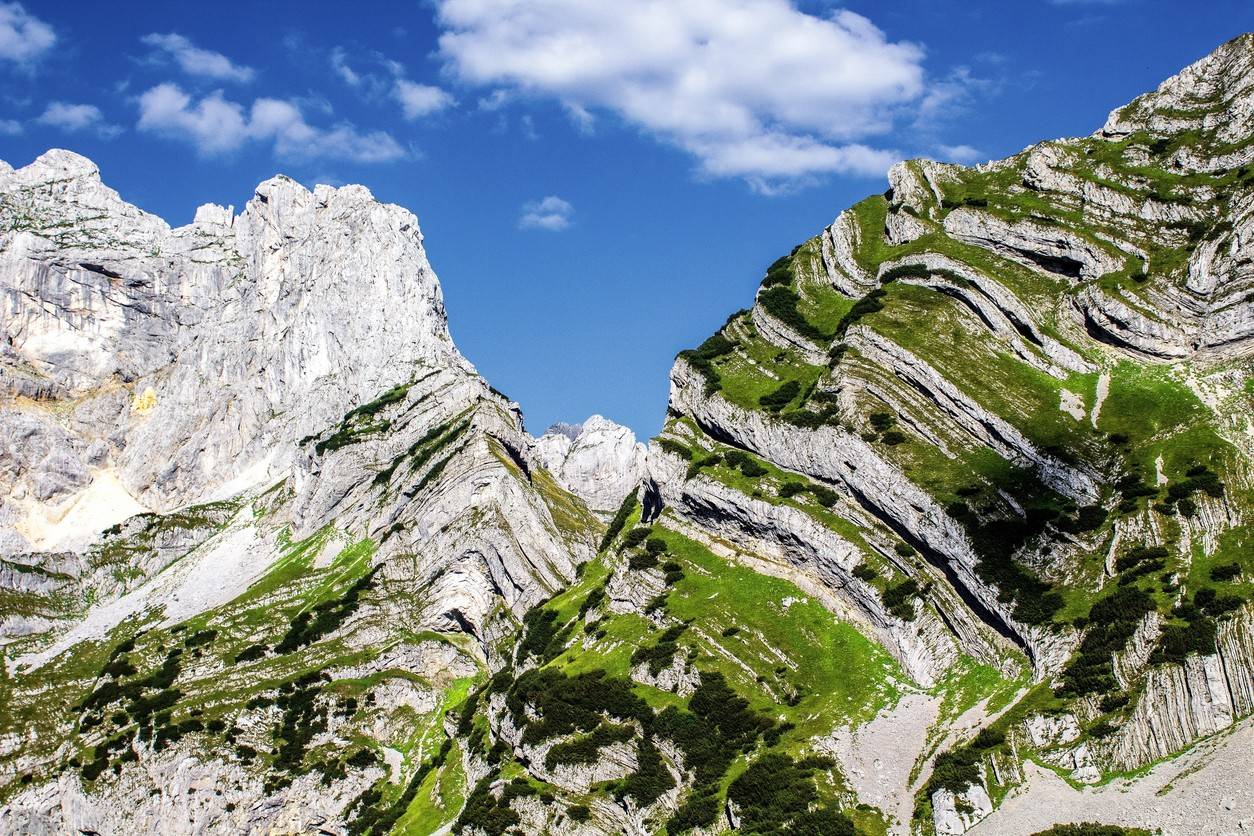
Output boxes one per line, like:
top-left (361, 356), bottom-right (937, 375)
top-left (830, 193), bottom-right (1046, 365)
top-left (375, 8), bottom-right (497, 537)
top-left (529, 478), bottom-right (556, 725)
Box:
top-left (1, 33), bottom-right (1253, 836)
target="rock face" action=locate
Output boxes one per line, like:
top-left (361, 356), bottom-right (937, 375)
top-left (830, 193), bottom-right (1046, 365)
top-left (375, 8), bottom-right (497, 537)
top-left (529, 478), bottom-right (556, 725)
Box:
top-left (534, 415), bottom-right (647, 513)
top-left (0, 150), bottom-right (600, 833)
top-left (2, 149), bottom-right (464, 519)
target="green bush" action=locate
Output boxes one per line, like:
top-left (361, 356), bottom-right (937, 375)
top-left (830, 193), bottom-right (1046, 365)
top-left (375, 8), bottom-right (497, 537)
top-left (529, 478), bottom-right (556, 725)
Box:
top-left (760, 380), bottom-right (801, 412)
top-left (600, 492), bottom-right (640, 551)
top-left (757, 286), bottom-right (827, 342)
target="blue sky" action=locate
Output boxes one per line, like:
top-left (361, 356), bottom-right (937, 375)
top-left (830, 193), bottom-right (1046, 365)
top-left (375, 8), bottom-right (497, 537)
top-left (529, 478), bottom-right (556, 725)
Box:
top-left (1, 1), bottom-right (1250, 439)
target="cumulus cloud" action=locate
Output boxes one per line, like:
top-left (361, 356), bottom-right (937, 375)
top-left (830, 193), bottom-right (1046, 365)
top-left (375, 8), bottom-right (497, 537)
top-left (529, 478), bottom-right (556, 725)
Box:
top-left (935, 143), bottom-right (984, 164)
top-left (435, 0), bottom-right (928, 188)
top-left (0, 117), bottom-right (21, 134)
top-left (136, 82), bottom-right (405, 163)
top-left (0, 2), bottom-right (54, 65)
top-left (141, 33), bottom-right (255, 82)
top-left (329, 46), bottom-right (455, 121)
top-left (519, 195), bottom-right (574, 231)
top-left (393, 79), bottom-right (455, 119)
top-left (37, 102), bottom-right (122, 138)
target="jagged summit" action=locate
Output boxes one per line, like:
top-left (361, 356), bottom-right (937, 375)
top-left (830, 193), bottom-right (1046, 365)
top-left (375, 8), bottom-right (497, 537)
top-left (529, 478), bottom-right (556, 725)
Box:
top-left (1101, 32), bottom-right (1254, 164)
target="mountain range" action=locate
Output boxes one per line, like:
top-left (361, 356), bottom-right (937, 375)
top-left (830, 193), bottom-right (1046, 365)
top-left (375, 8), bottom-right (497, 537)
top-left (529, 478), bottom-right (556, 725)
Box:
top-left (1, 32), bottom-right (1252, 836)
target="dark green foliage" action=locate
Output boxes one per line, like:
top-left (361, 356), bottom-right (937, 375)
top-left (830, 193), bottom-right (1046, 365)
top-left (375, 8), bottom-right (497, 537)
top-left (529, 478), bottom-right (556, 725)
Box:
top-left (101, 655), bottom-right (137, 679)
top-left (656, 671), bottom-right (780, 833)
top-left (517, 607), bottom-right (568, 664)
top-left (723, 449), bottom-right (768, 477)
top-left (757, 286), bottom-right (827, 342)
top-left (1167, 463), bottom-right (1225, 503)
top-left (853, 564), bottom-right (878, 582)
top-left (618, 735), bottom-right (675, 807)
top-left (567, 804), bottom-right (591, 822)
top-left (1211, 562), bottom-right (1243, 582)
top-left (721, 626), bottom-right (741, 637)
top-left (880, 429), bottom-right (907, 445)
top-left (869, 411), bottom-right (896, 432)
top-left (349, 739), bottom-right (451, 835)
top-left (621, 527), bottom-right (652, 550)
top-left (880, 262), bottom-right (931, 282)
top-left (313, 382), bottom-right (412, 455)
top-left (631, 623), bottom-right (687, 675)
top-left (1114, 546), bottom-right (1169, 573)
top-left (1100, 693), bottom-right (1129, 712)
top-left (1151, 617), bottom-right (1217, 664)
top-left (972, 728), bottom-right (1005, 749)
top-left (645, 537), bottom-right (668, 556)
top-left (267, 673), bottom-right (331, 788)
top-left (728, 753), bottom-right (854, 836)
top-left (577, 587), bottom-right (605, 618)
top-left (661, 561), bottom-right (685, 585)
top-left (1065, 505), bottom-right (1108, 533)
top-left (371, 417), bottom-right (469, 488)
top-left (657, 438), bottom-right (693, 460)
top-left (1030, 825), bottom-right (1150, 836)
top-left (925, 722), bottom-right (1005, 798)
top-left (183, 629), bottom-right (217, 648)
top-left (778, 478), bottom-right (837, 508)
top-left (835, 287), bottom-right (887, 338)
top-left (779, 481), bottom-right (807, 498)
top-left (894, 542), bottom-right (917, 557)
top-left (686, 453), bottom-right (722, 479)
top-left (808, 485), bottom-right (838, 507)
top-left (233, 643), bottom-right (267, 664)
top-left (759, 379), bottom-right (801, 412)
top-left (628, 551), bottom-right (660, 571)
top-left (679, 333), bottom-right (737, 395)
top-left (545, 722), bottom-right (634, 770)
top-left (507, 668), bottom-right (651, 746)
top-left (760, 254), bottom-right (795, 288)
top-left (599, 491), bottom-right (639, 552)
top-left (1059, 587), bottom-right (1156, 696)
top-left (882, 578), bottom-right (921, 621)
top-left (274, 569), bottom-right (376, 654)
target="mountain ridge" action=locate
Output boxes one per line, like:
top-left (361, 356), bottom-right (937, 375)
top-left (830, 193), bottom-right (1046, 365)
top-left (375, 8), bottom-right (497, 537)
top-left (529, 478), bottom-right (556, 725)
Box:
top-left (0, 32), bottom-right (1252, 836)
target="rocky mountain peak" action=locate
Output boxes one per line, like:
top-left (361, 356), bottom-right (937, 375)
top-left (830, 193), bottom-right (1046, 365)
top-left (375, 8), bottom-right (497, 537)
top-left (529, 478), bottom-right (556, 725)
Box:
top-left (1101, 32), bottom-right (1254, 170)
top-left (534, 414), bottom-right (647, 513)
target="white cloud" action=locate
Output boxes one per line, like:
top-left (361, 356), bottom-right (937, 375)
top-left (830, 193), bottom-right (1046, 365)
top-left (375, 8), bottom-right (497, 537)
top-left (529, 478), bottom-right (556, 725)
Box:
top-left (435, 0), bottom-right (927, 188)
top-left (330, 46), bottom-right (362, 87)
top-left (37, 102), bottom-right (122, 138)
top-left (0, 117), bottom-right (20, 134)
top-left (393, 79), bottom-right (455, 119)
top-left (141, 33), bottom-right (255, 82)
top-left (519, 195), bottom-right (574, 231)
top-left (935, 143), bottom-right (984, 164)
top-left (0, 2), bottom-right (53, 65)
top-left (136, 82), bottom-right (405, 163)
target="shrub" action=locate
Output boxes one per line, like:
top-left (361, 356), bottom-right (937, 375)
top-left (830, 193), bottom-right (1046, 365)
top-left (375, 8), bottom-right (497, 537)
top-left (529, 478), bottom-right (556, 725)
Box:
top-left (760, 380), bottom-right (801, 412)
top-left (882, 579), bottom-right (921, 621)
top-left (618, 735), bottom-right (675, 807)
top-left (724, 449), bottom-right (768, 478)
top-left (881, 430), bottom-right (907, 446)
top-left (233, 643), bottom-right (267, 664)
top-left (1211, 562), bottom-right (1243, 582)
top-left (853, 564), bottom-right (878, 582)
top-left (657, 438), bottom-right (692, 460)
top-left (686, 453), bottom-right (721, 479)
top-left (779, 481), bottom-right (807, 498)
top-left (728, 753), bottom-right (853, 836)
top-left (757, 286), bottom-right (827, 342)
top-left (679, 333), bottom-right (737, 395)
top-left (622, 527), bottom-right (652, 549)
top-left (600, 492), bottom-right (640, 551)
